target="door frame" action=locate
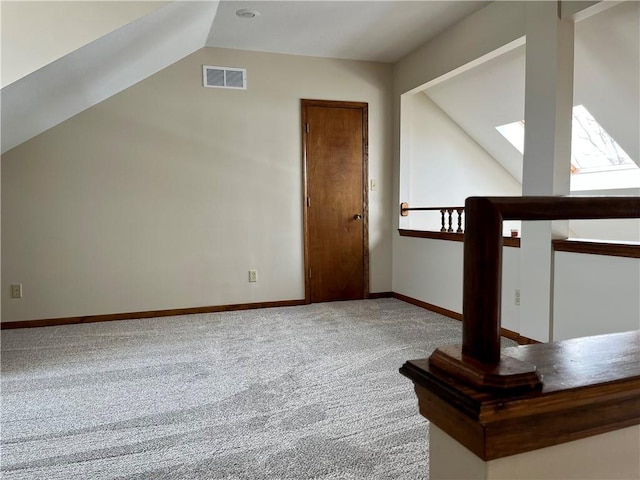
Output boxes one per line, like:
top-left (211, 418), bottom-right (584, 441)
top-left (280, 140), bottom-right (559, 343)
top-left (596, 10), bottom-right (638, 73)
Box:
top-left (301, 99), bottom-right (369, 304)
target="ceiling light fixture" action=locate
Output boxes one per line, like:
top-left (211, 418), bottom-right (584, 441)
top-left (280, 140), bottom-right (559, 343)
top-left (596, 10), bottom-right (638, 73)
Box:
top-left (236, 9), bottom-right (260, 19)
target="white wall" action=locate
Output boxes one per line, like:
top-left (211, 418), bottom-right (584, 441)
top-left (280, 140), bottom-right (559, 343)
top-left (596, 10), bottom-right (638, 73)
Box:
top-left (393, 2), bottom-right (527, 330)
top-left (392, 236), bottom-right (521, 332)
top-left (430, 423), bottom-right (640, 480)
top-left (423, 44), bottom-right (526, 183)
top-left (569, 219), bottom-right (640, 242)
top-left (1, 47), bottom-right (393, 322)
top-left (393, 237), bottom-right (463, 314)
top-left (553, 252), bottom-right (640, 340)
top-left (392, 233), bottom-right (640, 340)
top-left (404, 93), bottom-right (521, 234)
top-left (393, 2), bottom-right (528, 311)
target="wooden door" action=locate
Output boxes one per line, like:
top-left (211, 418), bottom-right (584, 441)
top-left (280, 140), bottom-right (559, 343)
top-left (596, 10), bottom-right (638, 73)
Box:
top-left (302, 100), bottom-right (368, 303)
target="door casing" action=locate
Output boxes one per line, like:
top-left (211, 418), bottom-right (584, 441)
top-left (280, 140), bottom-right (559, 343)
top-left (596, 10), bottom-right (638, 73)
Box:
top-left (301, 99), bottom-right (369, 303)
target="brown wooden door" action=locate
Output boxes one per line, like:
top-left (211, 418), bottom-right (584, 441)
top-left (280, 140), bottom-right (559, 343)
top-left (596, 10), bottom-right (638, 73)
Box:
top-left (302, 100), bottom-right (368, 303)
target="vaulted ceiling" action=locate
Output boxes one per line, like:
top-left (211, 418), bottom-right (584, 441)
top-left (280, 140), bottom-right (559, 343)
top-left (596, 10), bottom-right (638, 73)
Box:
top-left (0, 0), bottom-right (488, 153)
top-left (1, 1), bottom-right (219, 153)
top-left (423, 1), bottom-right (639, 185)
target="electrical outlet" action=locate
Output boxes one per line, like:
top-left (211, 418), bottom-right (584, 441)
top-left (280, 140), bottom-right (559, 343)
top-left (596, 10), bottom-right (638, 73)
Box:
top-left (515, 289), bottom-right (520, 306)
top-left (11, 284), bottom-right (23, 299)
top-left (248, 270), bottom-right (258, 283)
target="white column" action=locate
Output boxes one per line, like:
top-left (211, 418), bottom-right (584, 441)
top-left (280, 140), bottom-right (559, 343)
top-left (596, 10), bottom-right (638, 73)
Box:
top-left (519, 1), bottom-right (574, 342)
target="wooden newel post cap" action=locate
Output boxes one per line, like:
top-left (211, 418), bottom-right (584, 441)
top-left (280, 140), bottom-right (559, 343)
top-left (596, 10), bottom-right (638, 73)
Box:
top-left (428, 345), bottom-right (543, 391)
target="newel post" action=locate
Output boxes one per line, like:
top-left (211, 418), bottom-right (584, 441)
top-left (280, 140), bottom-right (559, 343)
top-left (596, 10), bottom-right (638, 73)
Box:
top-left (427, 197), bottom-right (542, 391)
top-left (462, 197), bottom-right (503, 363)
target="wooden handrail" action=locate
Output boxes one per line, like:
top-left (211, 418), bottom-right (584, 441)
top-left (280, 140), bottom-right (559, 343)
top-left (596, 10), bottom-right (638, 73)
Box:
top-left (428, 195), bottom-right (639, 391)
top-left (400, 202), bottom-right (464, 213)
top-left (463, 196), bottom-right (638, 364)
top-left (400, 202), bottom-right (465, 232)
top-left (553, 238), bottom-right (640, 258)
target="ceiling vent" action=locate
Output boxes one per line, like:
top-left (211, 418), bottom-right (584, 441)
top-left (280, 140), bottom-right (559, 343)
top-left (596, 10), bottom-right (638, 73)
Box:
top-left (203, 65), bottom-right (246, 89)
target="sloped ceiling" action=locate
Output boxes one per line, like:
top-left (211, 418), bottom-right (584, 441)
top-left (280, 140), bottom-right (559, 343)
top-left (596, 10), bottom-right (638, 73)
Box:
top-left (1, 1), bottom-right (170, 88)
top-left (423, 1), bottom-right (640, 184)
top-left (1, 1), bottom-right (219, 154)
top-left (1, 0), bottom-right (491, 154)
top-left (425, 44), bottom-right (526, 182)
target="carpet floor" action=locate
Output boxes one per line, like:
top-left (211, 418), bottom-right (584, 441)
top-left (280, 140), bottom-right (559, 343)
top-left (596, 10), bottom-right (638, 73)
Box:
top-left (1, 298), bottom-right (505, 479)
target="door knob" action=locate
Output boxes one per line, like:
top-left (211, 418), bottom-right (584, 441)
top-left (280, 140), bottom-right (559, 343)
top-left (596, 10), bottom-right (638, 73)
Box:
top-left (354, 214), bottom-right (362, 220)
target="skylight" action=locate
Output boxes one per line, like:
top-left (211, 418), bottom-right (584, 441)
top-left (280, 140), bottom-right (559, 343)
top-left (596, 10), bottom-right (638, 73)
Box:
top-left (496, 105), bottom-right (639, 191)
top-left (571, 105), bottom-right (636, 173)
top-left (496, 121), bottom-right (524, 155)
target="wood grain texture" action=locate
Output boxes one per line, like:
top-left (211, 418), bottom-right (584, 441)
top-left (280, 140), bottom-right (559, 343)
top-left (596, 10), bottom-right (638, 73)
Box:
top-left (308, 105), bottom-right (363, 302)
top-left (361, 106), bottom-right (370, 299)
top-left (462, 197), bottom-right (504, 363)
top-left (398, 230), bottom-right (521, 247)
top-left (302, 99), bottom-right (368, 303)
top-left (398, 229), bottom-right (465, 242)
top-left (481, 196), bottom-right (640, 220)
top-left (1, 299), bottom-right (306, 329)
top-left (429, 345), bottom-right (542, 391)
top-left (400, 331), bottom-right (640, 460)
top-left (553, 238), bottom-right (640, 258)
top-left (502, 237), bottom-right (521, 248)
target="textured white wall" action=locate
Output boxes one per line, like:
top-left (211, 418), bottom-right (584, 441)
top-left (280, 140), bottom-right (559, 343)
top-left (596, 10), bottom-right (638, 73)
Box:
top-left (1, 47), bottom-right (393, 322)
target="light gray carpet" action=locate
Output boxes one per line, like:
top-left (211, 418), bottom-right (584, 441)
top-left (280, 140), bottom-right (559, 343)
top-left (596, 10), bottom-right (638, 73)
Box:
top-left (1, 298), bottom-right (508, 479)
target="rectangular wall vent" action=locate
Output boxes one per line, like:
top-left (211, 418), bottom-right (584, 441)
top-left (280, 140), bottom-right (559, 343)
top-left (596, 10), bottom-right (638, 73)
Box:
top-left (203, 65), bottom-right (246, 89)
